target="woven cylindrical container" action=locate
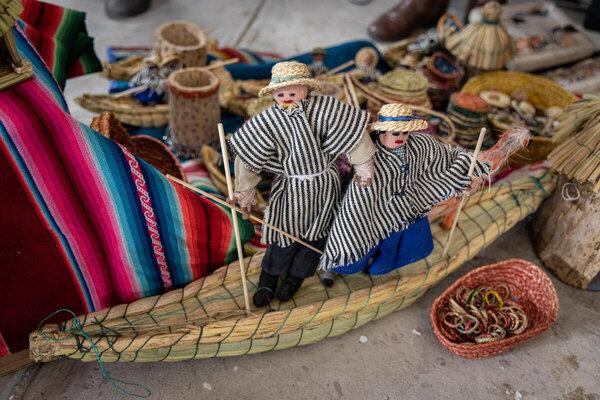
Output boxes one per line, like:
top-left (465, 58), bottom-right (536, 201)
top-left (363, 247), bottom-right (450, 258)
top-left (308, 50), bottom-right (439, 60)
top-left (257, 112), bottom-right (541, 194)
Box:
top-left (154, 21), bottom-right (208, 68)
top-left (165, 68), bottom-right (220, 158)
top-left (439, 92), bottom-right (489, 147)
top-left (431, 259), bottom-right (558, 359)
top-left (418, 52), bottom-right (463, 111)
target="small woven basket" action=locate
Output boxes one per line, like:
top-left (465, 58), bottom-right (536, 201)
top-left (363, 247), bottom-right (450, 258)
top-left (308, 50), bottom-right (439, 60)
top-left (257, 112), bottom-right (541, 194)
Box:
top-left (165, 67), bottom-right (220, 158)
top-left (154, 21), bottom-right (207, 68)
top-left (462, 71), bottom-right (577, 164)
top-left (439, 92), bottom-right (489, 147)
top-left (431, 259), bottom-right (558, 359)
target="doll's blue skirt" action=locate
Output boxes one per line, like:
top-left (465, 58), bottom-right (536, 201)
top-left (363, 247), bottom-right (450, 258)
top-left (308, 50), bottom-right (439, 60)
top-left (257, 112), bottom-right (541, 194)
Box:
top-left (332, 216), bottom-right (433, 276)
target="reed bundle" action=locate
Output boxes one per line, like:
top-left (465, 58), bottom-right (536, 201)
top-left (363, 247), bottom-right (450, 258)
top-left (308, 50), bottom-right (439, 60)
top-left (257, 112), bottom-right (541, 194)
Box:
top-left (552, 99), bottom-right (600, 145)
top-left (548, 101), bottom-right (600, 192)
top-left (30, 171), bottom-right (554, 363)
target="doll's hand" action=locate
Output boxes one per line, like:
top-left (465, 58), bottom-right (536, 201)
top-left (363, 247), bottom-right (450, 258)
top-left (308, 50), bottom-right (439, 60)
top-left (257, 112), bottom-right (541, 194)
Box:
top-left (227, 189), bottom-right (257, 219)
top-left (354, 158), bottom-right (374, 188)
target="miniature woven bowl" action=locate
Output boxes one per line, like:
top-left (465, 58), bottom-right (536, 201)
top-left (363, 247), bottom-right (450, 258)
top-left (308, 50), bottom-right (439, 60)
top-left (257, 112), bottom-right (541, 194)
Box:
top-left (377, 69), bottom-right (428, 92)
top-left (430, 259), bottom-right (559, 359)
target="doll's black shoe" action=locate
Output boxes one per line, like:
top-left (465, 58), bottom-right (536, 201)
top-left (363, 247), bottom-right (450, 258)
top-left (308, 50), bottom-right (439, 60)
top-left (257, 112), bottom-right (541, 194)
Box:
top-left (320, 270), bottom-right (335, 288)
top-left (276, 275), bottom-right (304, 301)
top-left (253, 271), bottom-right (278, 308)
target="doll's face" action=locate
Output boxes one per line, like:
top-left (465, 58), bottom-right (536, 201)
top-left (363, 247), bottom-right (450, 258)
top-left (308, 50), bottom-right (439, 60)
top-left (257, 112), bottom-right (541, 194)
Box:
top-left (379, 130), bottom-right (410, 150)
top-left (273, 85), bottom-right (308, 105)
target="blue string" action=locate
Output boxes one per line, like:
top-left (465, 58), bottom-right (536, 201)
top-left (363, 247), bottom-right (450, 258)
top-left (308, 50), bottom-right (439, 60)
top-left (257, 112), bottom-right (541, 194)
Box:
top-left (37, 309), bottom-right (151, 398)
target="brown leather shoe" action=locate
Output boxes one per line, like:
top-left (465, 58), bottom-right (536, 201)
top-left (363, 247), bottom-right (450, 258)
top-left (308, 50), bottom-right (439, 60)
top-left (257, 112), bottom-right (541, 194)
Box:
top-left (368, 0), bottom-right (449, 42)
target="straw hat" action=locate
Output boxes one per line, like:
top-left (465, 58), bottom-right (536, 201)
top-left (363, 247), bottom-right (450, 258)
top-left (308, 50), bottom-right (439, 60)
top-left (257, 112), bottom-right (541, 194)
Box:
top-left (311, 47), bottom-right (327, 56)
top-left (368, 103), bottom-right (429, 132)
top-left (258, 61), bottom-right (321, 97)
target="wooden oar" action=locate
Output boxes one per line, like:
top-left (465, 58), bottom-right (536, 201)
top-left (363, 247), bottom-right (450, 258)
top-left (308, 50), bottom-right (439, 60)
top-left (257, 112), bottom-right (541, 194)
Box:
top-left (218, 123), bottom-right (250, 312)
top-left (316, 60), bottom-right (354, 79)
top-left (166, 177), bottom-right (324, 255)
top-left (442, 127), bottom-right (487, 257)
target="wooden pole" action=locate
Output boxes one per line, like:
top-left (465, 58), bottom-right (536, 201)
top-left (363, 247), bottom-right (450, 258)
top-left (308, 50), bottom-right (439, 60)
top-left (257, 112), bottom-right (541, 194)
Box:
top-left (218, 123), bottom-right (251, 312)
top-left (165, 177), bottom-right (325, 255)
top-left (316, 60), bottom-right (354, 79)
top-left (442, 127), bottom-right (487, 257)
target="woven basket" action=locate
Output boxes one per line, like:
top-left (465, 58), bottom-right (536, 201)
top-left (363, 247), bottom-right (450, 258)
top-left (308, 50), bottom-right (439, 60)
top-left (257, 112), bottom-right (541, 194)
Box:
top-left (462, 71), bottom-right (577, 164)
top-left (431, 259), bottom-right (558, 359)
top-left (154, 21), bottom-right (207, 68)
top-left (165, 68), bottom-right (220, 158)
top-left (90, 111), bottom-right (185, 181)
top-left (76, 94), bottom-right (169, 128)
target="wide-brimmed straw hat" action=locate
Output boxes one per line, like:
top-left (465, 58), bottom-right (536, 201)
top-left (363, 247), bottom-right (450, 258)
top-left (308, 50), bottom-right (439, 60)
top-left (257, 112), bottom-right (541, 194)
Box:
top-left (258, 61), bottom-right (321, 97)
top-left (368, 103), bottom-right (429, 132)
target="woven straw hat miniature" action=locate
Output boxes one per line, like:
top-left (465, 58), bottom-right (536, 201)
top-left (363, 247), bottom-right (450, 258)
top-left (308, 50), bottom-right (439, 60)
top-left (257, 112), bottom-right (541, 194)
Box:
top-left (258, 61), bottom-right (321, 97)
top-left (368, 103), bottom-right (429, 132)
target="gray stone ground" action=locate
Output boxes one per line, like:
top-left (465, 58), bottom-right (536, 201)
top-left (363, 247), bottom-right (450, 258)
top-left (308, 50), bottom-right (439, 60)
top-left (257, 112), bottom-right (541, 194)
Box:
top-left (2, 1), bottom-right (600, 399)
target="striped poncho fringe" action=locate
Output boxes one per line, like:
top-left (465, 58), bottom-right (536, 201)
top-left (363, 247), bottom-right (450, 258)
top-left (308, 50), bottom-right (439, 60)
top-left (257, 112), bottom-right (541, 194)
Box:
top-left (320, 133), bottom-right (491, 270)
top-left (229, 95), bottom-right (370, 246)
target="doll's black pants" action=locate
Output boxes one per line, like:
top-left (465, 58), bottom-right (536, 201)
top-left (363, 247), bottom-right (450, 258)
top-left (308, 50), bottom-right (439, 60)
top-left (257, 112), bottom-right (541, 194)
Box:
top-left (261, 237), bottom-right (327, 278)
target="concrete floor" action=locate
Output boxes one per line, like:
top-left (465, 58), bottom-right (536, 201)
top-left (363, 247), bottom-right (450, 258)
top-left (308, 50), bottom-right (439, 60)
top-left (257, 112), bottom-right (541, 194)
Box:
top-left (2, 1), bottom-right (600, 399)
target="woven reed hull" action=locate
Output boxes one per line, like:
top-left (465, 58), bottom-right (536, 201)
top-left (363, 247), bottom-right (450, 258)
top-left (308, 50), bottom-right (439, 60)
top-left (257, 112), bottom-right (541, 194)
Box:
top-left (76, 94), bottom-right (169, 128)
top-left (30, 172), bottom-right (555, 363)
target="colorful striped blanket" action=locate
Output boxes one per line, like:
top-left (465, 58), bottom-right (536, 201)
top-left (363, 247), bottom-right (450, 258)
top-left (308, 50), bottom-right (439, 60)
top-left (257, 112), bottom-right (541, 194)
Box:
top-left (0, 26), bottom-right (252, 356)
top-left (18, 0), bottom-right (102, 89)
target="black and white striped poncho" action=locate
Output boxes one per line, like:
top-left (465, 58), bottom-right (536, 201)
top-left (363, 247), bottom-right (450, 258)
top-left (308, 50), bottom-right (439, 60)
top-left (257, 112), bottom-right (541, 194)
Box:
top-left (229, 95), bottom-right (370, 246)
top-left (320, 133), bottom-right (491, 270)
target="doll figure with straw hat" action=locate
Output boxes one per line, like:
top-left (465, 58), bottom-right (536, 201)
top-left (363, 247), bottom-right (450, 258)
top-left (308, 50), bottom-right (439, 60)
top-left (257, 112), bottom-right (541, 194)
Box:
top-left (228, 61), bottom-right (376, 307)
top-left (320, 103), bottom-right (491, 275)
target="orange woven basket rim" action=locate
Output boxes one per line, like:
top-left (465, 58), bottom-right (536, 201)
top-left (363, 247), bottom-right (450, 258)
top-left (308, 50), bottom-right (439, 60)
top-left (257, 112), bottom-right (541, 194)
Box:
top-left (430, 259), bottom-right (559, 358)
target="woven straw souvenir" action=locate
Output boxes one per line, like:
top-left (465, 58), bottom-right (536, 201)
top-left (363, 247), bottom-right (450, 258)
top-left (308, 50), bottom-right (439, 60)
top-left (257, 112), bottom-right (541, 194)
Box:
top-left (445, 1), bottom-right (514, 71)
top-left (165, 67), bottom-right (220, 158)
top-left (431, 259), bottom-right (558, 359)
top-left (375, 69), bottom-right (431, 108)
top-left (30, 169), bottom-right (554, 363)
top-left (439, 92), bottom-right (489, 147)
top-left (418, 52), bottom-right (463, 110)
top-left (462, 70), bottom-right (576, 163)
top-left (75, 94), bottom-right (170, 128)
top-left (154, 21), bottom-right (208, 68)
top-left (90, 111), bottom-right (185, 181)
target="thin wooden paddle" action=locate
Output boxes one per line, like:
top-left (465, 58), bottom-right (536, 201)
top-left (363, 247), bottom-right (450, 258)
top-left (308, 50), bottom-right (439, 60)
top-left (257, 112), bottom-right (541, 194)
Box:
top-left (442, 127), bottom-right (487, 257)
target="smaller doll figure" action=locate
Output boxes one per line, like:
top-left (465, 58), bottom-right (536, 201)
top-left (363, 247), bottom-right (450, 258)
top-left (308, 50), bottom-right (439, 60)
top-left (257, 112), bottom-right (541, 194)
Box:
top-left (308, 47), bottom-right (328, 77)
top-left (320, 104), bottom-right (491, 275)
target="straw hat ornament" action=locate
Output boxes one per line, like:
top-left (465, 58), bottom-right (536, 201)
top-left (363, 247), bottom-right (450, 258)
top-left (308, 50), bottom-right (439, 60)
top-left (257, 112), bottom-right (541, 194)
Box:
top-left (258, 61), bottom-right (321, 97)
top-left (368, 103), bottom-right (429, 132)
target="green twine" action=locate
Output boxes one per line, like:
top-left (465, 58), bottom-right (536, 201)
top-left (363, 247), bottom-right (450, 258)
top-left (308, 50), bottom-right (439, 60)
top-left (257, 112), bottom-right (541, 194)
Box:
top-left (38, 309), bottom-right (152, 398)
